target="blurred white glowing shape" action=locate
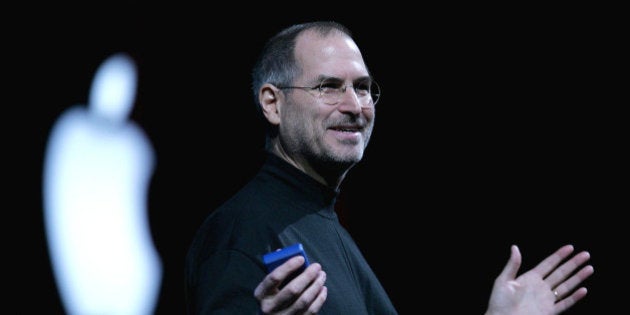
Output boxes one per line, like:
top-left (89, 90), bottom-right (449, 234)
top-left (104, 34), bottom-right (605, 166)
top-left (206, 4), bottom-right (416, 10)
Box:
top-left (43, 53), bottom-right (162, 315)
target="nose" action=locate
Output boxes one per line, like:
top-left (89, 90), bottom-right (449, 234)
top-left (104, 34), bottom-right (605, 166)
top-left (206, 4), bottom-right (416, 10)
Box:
top-left (337, 85), bottom-right (363, 113)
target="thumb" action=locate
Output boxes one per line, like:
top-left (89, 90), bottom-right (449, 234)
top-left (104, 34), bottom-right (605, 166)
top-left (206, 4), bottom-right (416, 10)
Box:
top-left (497, 244), bottom-right (522, 281)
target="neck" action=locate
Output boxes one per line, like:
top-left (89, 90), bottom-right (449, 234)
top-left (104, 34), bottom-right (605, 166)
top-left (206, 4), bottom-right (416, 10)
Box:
top-left (269, 148), bottom-right (352, 190)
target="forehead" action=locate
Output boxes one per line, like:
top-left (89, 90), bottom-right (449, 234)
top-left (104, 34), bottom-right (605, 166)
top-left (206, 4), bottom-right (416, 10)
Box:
top-left (294, 30), bottom-right (369, 81)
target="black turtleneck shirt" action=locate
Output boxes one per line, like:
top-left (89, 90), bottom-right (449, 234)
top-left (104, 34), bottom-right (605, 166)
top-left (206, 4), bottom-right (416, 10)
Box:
top-left (185, 153), bottom-right (397, 314)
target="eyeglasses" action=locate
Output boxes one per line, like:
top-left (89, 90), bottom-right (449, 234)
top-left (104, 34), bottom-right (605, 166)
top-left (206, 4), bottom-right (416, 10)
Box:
top-left (277, 79), bottom-right (380, 107)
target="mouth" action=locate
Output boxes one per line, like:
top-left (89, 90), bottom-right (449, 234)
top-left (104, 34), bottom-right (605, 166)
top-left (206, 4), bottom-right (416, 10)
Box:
top-left (328, 124), bottom-right (364, 144)
top-left (330, 124), bottom-right (363, 133)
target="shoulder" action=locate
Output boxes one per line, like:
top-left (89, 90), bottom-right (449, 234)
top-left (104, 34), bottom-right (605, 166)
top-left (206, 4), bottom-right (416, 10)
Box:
top-left (186, 184), bottom-right (279, 257)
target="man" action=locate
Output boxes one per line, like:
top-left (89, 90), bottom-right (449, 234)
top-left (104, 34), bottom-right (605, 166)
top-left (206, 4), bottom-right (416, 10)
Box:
top-left (185, 21), bottom-right (593, 314)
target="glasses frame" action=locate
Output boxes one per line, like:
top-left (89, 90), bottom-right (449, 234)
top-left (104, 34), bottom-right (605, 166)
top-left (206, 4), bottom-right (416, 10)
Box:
top-left (277, 79), bottom-right (380, 107)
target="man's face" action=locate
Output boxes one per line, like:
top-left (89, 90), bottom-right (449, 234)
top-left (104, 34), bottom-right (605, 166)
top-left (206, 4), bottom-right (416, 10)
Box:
top-left (277, 31), bottom-right (376, 169)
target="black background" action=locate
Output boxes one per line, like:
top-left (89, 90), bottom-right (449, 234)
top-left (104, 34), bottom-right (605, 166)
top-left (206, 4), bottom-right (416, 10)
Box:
top-left (12, 3), bottom-right (624, 314)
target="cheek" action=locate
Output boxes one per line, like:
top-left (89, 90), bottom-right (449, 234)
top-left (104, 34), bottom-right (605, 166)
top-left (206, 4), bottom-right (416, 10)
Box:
top-left (280, 105), bottom-right (315, 136)
top-left (284, 102), bottom-right (326, 124)
top-left (364, 108), bottom-right (376, 121)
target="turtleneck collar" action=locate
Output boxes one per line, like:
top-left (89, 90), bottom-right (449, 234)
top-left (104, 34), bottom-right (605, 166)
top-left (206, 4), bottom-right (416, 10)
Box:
top-left (261, 152), bottom-right (340, 217)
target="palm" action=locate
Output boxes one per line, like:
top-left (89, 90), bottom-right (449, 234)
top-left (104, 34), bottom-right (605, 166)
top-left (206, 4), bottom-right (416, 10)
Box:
top-left (485, 244), bottom-right (593, 315)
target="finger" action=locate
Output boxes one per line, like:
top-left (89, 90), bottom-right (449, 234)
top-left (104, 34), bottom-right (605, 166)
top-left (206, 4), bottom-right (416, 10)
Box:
top-left (254, 256), bottom-right (307, 299)
top-left (496, 245), bottom-right (522, 281)
top-left (306, 285), bottom-right (327, 314)
top-left (552, 264), bottom-right (594, 300)
top-left (274, 263), bottom-right (322, 301)
top-left (532, 244), bottom-right (575, 278)
top-left (257, 261), bottom-right (322, 314)
top-left (287, 270), bottom-right (327, 314)
top-left (554, 287), bottom-right (588, 314)
top-left (546, 250), bottom-right (591, 288)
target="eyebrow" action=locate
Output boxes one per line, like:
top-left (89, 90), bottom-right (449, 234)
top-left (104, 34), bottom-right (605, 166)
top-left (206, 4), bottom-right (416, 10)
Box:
top-left (313, 75), bottom-right (373, 84)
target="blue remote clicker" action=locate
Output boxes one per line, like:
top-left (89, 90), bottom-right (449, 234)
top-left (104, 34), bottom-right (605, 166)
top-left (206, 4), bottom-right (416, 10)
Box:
top-left (263, 243), bottom-right (310, 286)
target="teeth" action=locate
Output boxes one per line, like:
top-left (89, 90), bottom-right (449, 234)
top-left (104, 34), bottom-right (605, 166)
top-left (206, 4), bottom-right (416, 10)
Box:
top-left (333, 127), bottom-right (358, 132)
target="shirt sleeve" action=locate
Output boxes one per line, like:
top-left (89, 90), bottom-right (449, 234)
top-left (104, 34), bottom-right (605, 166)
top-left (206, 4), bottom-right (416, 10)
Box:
top-left (187, 249), bottom-right (266, 315)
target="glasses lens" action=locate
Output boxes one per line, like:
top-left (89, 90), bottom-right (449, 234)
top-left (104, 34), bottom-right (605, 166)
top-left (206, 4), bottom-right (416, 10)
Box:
top-left (317, 80), bottom-right (380, 106)
top-left (370, 81), bottom-right (380, 106)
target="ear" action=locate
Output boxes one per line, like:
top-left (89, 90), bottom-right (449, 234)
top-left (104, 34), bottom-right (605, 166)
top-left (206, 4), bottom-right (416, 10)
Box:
top-left (259, 84), bottom-right (281, 125)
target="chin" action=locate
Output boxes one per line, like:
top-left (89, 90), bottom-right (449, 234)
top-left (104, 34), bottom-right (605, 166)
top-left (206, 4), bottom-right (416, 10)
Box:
top-left (332, 150), bottom-right (363, 165)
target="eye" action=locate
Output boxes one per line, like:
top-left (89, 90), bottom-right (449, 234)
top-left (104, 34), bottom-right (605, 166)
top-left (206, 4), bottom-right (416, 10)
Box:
top-left (319, 80), bottom-right (342, 93)
top-left (354, 81), bottom-right (371, 96)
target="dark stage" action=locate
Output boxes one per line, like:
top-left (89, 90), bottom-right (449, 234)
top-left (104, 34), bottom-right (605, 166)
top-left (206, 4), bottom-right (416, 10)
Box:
top-left (13, 4), bottom-right (623, 314)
